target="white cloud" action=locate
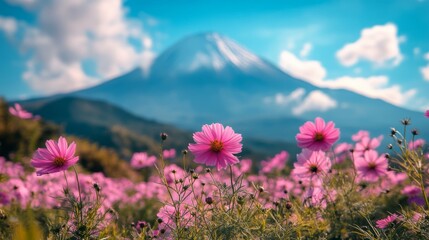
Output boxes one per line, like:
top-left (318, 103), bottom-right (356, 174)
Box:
top-left (321, 76), bottom-right (416, 105)
top-left (0, 16), bottom-right (18, 36)
top-left (265, 88), bottom-right (306, 105)
top-left (0, 0), bottom-right (154, 94)
top-left (299, 42), bottom-right (312, 57)
top-left (421, 65), bottom-right (429, 81)
top-left (414, 47), bottom-right (421, 56)
top-left (421, 52), bottom-right (429, 81)
top-left (292, 90), bottom-right (337, 115)
top-left (278, 51), bottom-right (416, 106)
top-left (336, 23), bottom-right (403, 67)
top-left (279, 50), bottom-right (326, 83)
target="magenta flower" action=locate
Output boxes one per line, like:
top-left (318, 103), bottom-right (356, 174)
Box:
top-left (188, 123), bottom-right (242, 170)
top-left (376, 214), bottom-right (399, 229)
top-left (296, 117), bottom-right (340, 151)
top-left (130, 152), bottom-right (156, 169)
top-left (292, 149), bottom-right (331, 181)
top-left (30, 136), bottom-right (79, 176)
top-left (354, 150), bottom-right (388, 182)
top-left (9, 103), bottom-right (33, 119)
top-left (425, 110), bottom-right (429, 118)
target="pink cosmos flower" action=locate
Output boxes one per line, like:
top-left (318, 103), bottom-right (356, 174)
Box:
top-left (425, 110), bottom-right (429, 118)
top-left (9, 103), bottom-right (33, 119)
top-left (260, 151), bottom-right (289, 174)
top-left (354, 150), bottom-right (388, 182)
top-left (130, 152), bottom-right (156, 169)
top-left (333, 142), bottom-right (353, 164)
top-left (162, 149), bottom-right (176, 159)
top-left (295, 117), bottom-right (340, 151)
top-left (408, 139), bottom-right (425, 150)
top-left (351, 130), bottom-right (369, 142)
top-left (30, 136), bottom-right (79, 176)
top-left (292, 149), bottom-right (331, 181)
top-left (376, 214), bottom-right (399, 229)
top-left (354, 136), bottom-right (383, 154)
top-left (188, 123), bottom-right (242, 170)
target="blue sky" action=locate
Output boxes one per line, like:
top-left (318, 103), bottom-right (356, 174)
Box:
top-left (0, 0), bottom-right (428, 111)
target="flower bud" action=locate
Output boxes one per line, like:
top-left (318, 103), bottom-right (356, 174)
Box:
top-left (205, 196), bottom-right (214, 205)
top-left (160, 133), bottom-right (168, 141)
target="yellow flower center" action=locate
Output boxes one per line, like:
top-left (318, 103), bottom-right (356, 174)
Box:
top-left (210, 140), bottom-right (223, 152)
top-left (314, 132), bottom-right (324, 142)
top-left (53, 157), bottom-right (66, 167)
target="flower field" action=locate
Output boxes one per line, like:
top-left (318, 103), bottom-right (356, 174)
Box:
top-left (1, 103), bottom-right (429, 239)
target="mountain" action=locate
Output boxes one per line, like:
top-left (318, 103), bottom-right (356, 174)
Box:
top-left (21, 32), bottom-right (428, 145)
top-left (24, 96), bottom-right (298, 160)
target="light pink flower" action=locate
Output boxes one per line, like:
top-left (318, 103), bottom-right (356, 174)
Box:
top-left (425, 110), bottom-right (429, 118)
top-left (9, 103), bottom-right (33, 119)
top-left (354, 136), bottom-right (383, 153)
top-left (163, 149), bottom-right (176, 159)
top-left (295, 117), bottom-right (340, 151)
top-left (30, 136), bottom-right (79, 176)
top-left (260, 151), bottom-right (289, 174)
top-left (376, 214), bottom-right (399, 229)
top-left (188, 123), bottom-right (242, 170)
top-left (130, 152), bottom-right (156, 169)
top-left (354, 150), bottom-right (388, 182)
top-left (401, 185), bottom-right (421, 197)
top-left (333, 142), bottom-right (353, 164)
top-left (408, 139), bottom-right (425, 150)
top-left (351, 130), bottom-right (369, 142)
top-left (292, 149), bottom-right (331, 181)
top-left (303, 187), bottom-right (336, 209)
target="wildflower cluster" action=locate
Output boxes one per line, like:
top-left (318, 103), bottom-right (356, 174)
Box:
top-left (1, 107), bottom-right (429, 239)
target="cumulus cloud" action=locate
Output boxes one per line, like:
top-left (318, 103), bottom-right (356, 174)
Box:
top-left (279, 50), bottom-right (326, 83)
top-left (278, 51), bottom-right (416, 106)
top-left (336, 23), bottom-right (403, 67)
top-left (321, 76), bottom-right (416, 105)
top-left (0, 16), bottom-right (18, 36)
top-left (292, 90), bottom-right (337, 115)
top-left (264, 88), bottom-right (306, 105)
top-left (0, 0), bottom-right (154, 94)
top-left (421, 52), bottom-right (429, 81)
top-left (422, 65), bottom-right (429, 81)
top-left (414, 47), bottom-right (421, 56)
top-left (299, 43), bottom-right (312, 57)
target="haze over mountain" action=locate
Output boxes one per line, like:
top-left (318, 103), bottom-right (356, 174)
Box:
top-left (21, 32), bottom-right (428, 144)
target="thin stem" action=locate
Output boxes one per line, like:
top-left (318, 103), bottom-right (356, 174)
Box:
top-left (420, 173), bottom-right (429, 210)
top-left (63, 170), bottom-right (69, 190)
top-left (229, 165), bottom-right (235, 211)
top-left (72, 166), bottom-right (83, 224)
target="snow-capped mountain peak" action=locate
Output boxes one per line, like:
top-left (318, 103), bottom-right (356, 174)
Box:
top-left (150, 32), bottom-right (268, 76)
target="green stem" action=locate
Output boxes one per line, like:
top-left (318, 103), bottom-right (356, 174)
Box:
top-left (230, 165), bottom-right (235, 211)
top-left (420, 174), bottom-right (429, 210)
top-left (72, 166), bottom-right (83, 224)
